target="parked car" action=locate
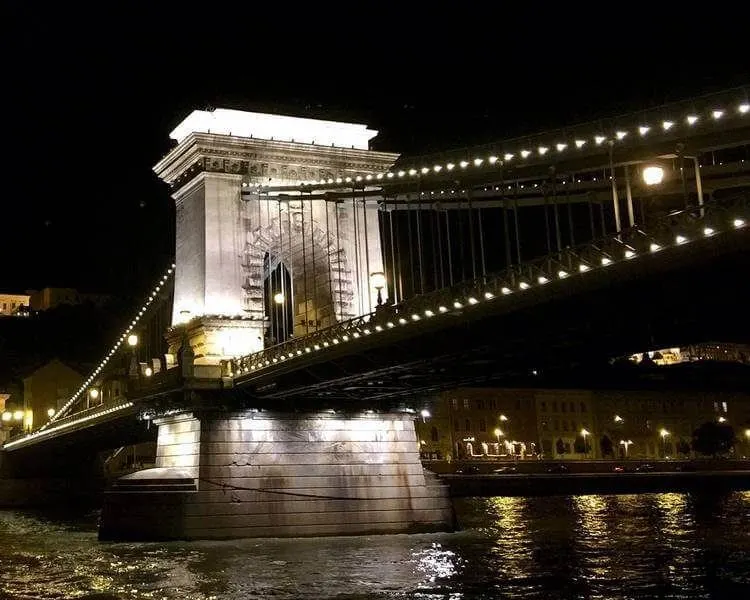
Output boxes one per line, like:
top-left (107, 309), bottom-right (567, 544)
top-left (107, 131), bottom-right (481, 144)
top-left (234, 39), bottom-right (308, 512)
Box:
top-left (455, 465), bottom-right (480, 474)
top-left (636, 463), bottom-right (656, 472)
top-left (547, 464), bottom-right (570, 474)
top-left (493, 466), bottom-right (518, 474)
top-left (612, 465), bottom-right (627, 473)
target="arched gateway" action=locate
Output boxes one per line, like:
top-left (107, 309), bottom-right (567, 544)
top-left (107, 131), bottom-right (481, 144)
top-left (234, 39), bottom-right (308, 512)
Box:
top-left (153, 108), bottom-right (394, 375)
top-left (99, 109), bottom-right (454, 540)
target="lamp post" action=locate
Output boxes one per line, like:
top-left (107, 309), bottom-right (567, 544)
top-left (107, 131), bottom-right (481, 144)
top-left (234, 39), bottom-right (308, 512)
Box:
top-left (581, 428), bottom-right (590, 458)
top-left (420, 409), bottom-right (430, 424)
top-left (620, 439), bottom-right (633, 457)
top-left (127, 333), bottom-right (139, 378)
top-left (370, 271), bottom-right (386, 307)
top-left (494, 428), bottom-right (504, 455)
top-left (660, 428), bottom-right (670, 458)
top-left (640, 164), bottom-right (665, 225)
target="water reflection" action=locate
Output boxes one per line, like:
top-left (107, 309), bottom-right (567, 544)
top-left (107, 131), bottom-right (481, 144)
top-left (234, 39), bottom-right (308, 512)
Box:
top-left (1, 492), bottom-right (749, 599)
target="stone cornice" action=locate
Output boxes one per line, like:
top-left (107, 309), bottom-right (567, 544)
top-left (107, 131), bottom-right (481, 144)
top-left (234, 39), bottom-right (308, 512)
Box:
top-left (172, 171), bottom-right (243, 203)
top-left (154, 132), bottom-right (399, 188)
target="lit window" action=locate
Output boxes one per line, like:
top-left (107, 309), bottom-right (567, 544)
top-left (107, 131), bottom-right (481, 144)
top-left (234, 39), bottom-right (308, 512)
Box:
top-left (722, 401), bottom-right (728, 413)
top-left (463, 398), bottom-right (470, 410)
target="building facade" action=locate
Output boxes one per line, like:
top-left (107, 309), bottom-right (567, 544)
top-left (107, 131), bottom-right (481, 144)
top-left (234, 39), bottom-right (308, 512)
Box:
top-left (0, 293), bottom-right (30, 316)
top-left (416, 386), bottom-right (750, 462)
top-left (21, 359), bottom-right (83, 431)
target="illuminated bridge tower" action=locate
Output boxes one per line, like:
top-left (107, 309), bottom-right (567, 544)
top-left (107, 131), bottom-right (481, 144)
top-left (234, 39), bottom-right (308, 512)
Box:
top-left (153, 109), bottom-right (397, 376)
top-left (100, 109), bottom-right (454, 540)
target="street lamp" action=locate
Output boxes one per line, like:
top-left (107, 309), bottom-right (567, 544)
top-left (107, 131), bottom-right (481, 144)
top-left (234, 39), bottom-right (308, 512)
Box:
top-left (89, 388), bottom-right (99, 401)
top-left (273, 292), bottom-right (285, 305)
top-left (620, 439), bottom-right (634, 457)
top-left (1, 411), bottom-right (12, 423)
top-left (614, 415), bottom-right (624, 423)
top-left (660, 428), bottom-right (670, 457)
top-left (13, 410), bottom-right (24, 422)
top-left (420, 409), bottom-right (431, 423)
top-left (581, 428), bottom-right (590, 457)
top-left (370, 271), bottom-right (386, 306)
top-left (718, 416), bottom-right (727, 423)
top-left (47, 408), bottom-right (55, 418)
top-left (499, 414), bottom-right (508, 422)
top-left (127, 334), bottom-right (139, 347)
top-left (642, 165), bottom-right (665, 186)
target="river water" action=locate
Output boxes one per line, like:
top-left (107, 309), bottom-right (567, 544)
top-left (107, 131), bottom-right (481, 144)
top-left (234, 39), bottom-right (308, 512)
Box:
top-left (1, 492), bottom-right (749, 599)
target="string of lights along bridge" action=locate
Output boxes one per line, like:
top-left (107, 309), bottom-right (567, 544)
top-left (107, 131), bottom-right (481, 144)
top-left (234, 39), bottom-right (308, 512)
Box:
top-left (240, 97), bottom-right (750, 191)
top-left (5, 86), bottom-right (750, 449)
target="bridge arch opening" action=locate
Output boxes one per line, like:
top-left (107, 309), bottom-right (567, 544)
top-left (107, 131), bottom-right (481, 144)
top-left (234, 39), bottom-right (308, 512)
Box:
top-left (263, 253), bottom-right (293, 344)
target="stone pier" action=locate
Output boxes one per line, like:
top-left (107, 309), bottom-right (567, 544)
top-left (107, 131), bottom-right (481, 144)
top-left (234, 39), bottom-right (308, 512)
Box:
top-left (99, 411), bottom-right (454, 540)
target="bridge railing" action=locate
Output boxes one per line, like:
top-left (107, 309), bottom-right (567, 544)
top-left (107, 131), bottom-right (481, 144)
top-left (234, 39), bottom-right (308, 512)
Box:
top-left (224, 195), bottom-right (748, 379)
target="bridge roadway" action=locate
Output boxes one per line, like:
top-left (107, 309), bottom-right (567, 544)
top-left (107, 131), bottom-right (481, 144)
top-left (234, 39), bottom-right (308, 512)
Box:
top-left (3, 198), bottom-right (748, 462)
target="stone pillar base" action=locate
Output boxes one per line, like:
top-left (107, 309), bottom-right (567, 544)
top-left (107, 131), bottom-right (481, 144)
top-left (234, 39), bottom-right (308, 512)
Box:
top-left (166, 317), bottom-right (264, 377)
top-left (99, 411), bottom-right (455, 540)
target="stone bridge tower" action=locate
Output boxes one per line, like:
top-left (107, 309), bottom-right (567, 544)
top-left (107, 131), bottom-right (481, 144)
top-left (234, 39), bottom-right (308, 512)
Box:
top-left (153, 109), bottom-right (398, 375)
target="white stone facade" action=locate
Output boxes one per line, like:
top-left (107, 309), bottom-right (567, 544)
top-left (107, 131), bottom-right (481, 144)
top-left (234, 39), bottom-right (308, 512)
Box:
top-left (154, 110), bottom-right (398, 364)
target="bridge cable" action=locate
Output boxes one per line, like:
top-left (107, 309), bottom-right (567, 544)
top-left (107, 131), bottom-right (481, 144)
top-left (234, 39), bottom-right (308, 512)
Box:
top-left (435, 199), bottom-right (445, 288)
top-left (334, 197), bottom-right (343, 320)
top-left (566, 173), bottom-right (576, 247)
top-left (405, 193), bottom-right (415, 299)
top-left (430, 198), bottom-right (440, 290)
top-left (551, 167), bottom-right (562, 252)
top-left (500, 168), bottom-right (512, 269)
top-left (477, 200), bottom-right (486, 281)
top-left (445, 198), bottom-right (453, 286)
top-left (310, 193), bottom-right (317, 330)
top-left (302, 196), bottom-right (309, 336)
top-left (351, 195), bottom-right (362, 316)
top-left (542, 179), bottom-right (552, 255)
top-left (278, 198), bottom-right (285, 343)
top-left (362, 193), bottom-right (372, 310)
top-left (585, 174), bottom-right (596, 240)
top-left (467, 190), bottom-right (477, 281)
top-left (512, 182), bottom-right (522, 264)
top-left (392, 195), bottom-right (404, 302)
top-left (286, 199), bottom-right (293, 337)
top-left (387, 196), bottom-right (399, 304)
top-left (325, 199), bottom-right (334, 325)
top-left (457, 193), bottom-right (466, 282)
top-left (416, 186), bottom-right (425, 295)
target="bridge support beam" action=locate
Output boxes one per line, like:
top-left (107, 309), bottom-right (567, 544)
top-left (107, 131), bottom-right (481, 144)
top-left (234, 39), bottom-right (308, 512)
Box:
top-left (99, 410), bottom-right (454, 540)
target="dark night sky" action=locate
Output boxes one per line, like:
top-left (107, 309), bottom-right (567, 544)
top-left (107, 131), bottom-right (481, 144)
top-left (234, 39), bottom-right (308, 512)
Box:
top-left (2, 5), bottom-right (748, 299)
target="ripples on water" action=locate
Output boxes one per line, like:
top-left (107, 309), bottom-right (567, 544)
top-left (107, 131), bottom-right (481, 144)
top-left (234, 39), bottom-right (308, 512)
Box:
top-left (1, 492), bottom-right (749, 599)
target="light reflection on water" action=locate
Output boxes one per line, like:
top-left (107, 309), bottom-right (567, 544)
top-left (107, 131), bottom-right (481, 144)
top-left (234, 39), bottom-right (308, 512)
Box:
top-left (0, 492), bottom-right (749, 599)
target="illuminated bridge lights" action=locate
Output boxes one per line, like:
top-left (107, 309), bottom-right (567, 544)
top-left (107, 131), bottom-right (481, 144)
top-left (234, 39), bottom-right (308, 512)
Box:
top-left (5, 402), bottom-right (134, 449)
top-left (43, 264), bottom-right (175, 430)
top-left (227, 204), bottom-right (746, 380)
